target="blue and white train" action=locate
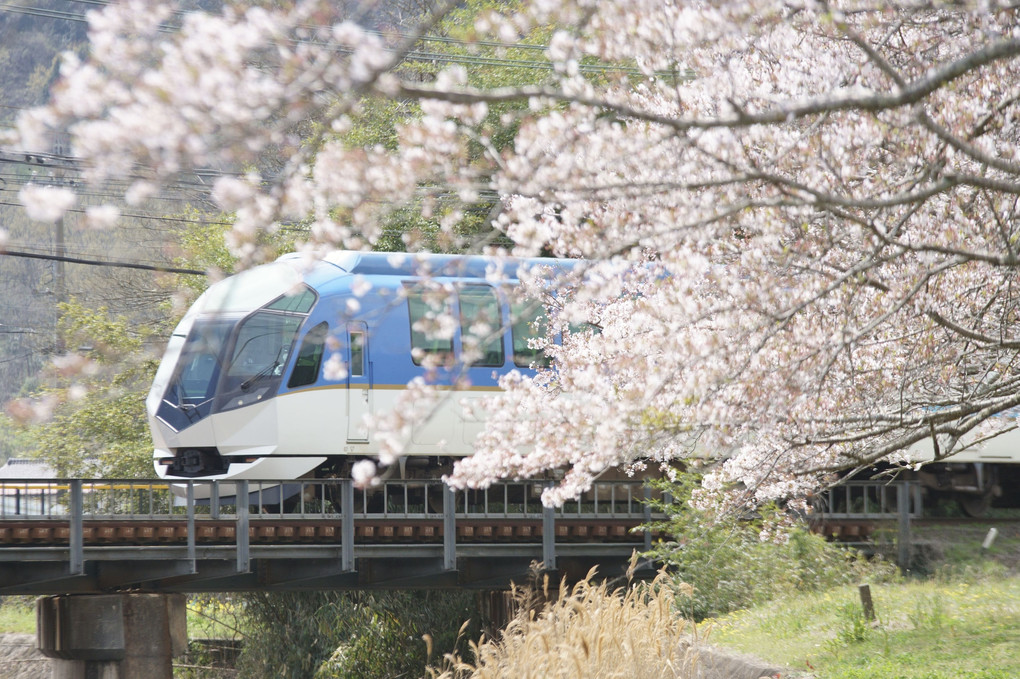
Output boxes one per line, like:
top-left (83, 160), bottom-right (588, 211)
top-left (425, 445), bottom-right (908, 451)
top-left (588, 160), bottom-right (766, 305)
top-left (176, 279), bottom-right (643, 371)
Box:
top-left (147, 249), bottom-right (1020, 514)
top-left (147, 250), bottom-right (578, 488)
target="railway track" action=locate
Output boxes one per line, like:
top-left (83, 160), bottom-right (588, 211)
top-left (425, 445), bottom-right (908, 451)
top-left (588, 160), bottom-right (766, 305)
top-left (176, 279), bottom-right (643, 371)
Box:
top-left (0, 517), bottom-right (648, 546)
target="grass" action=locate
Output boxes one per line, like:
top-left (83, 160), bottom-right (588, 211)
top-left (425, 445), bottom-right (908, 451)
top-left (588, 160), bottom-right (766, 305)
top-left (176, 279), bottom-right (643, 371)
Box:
top-left (711, 568), bottom-right (1020, 678)
top-left (0, 597), bottom-right (35, 635)
top-left (429, 573), bottom-right (701, 679)
top-left (0, 595), bottom-right (245, 640)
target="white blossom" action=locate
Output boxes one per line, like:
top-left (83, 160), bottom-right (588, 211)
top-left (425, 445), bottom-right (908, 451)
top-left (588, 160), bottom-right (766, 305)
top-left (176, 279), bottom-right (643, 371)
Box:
top-left (323, 353), bottom-right (347, 381)
top-left (84, 204), bottom-right (120, 230)
top-left (14, 0), bottom-right (1020, 506)
top-left (350, 459), bottom-right (379, 488)
top-left (18, 185), bottom-right (76, 223)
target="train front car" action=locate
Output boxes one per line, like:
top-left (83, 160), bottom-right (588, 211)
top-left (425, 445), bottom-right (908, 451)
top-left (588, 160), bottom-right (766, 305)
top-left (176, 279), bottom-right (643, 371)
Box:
top-left (148, 250), bottom-right (577, 497)
top-left (148, 255), bottom-right (330, 489)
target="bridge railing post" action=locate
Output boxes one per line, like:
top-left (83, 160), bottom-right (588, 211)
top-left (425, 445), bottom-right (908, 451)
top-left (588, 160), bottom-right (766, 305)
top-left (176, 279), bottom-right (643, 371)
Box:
top-left (69, 479), bottom-right (83, 576)
top-left (341, 479), bottom-right (354, 572)
top-left (186, 482), bottom-right (196, 574)
top-left (542, 482), bottom-right (556, 572)
top-left (897, 480), bottom-right (911, 573)
top-left (211, 482), bottom-right (220, 520)
top-left (643, 485), bottom-right (653, 552)
top-left (443, 483), bottom-right (456, 571)
top-left (236, 480), bottom-right (249, 574)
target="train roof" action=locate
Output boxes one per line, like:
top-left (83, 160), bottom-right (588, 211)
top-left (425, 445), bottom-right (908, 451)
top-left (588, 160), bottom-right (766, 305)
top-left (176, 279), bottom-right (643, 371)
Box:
top-left (279, 250), bottom-right (579, 284)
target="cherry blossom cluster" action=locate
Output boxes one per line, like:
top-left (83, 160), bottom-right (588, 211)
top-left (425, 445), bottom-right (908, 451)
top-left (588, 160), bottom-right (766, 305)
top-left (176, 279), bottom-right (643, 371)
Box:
top-left (9, 0), bottom-right (1020, 507)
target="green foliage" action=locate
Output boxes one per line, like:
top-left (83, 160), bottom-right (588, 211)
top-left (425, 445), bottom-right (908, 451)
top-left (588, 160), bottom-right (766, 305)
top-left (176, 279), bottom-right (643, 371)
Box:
top-left (0, 597), bottom-right (35, 635)
top-left (646, 474), bottom-right (897, 621)
top-left (173, 206), bottom-right (298, 291)
top-left (15, 301), bottom-right (160, 478)
top-left (0, 416), bottom-right (33, 463)
top-left (175, 211), bottom-right (241, 292)
top-left (333, 97), bottom-right (417, 152)
top-left (234, 590), bottom-right (477, 679)
top-left (830, 601), bottom-right (871, 647)
top-left (59, 300), bottom-right (145, 361)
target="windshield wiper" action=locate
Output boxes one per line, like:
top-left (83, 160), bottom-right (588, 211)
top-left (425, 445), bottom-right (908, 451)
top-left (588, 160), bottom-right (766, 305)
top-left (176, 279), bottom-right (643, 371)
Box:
top-left (240, 354), bottom-right (282, 391)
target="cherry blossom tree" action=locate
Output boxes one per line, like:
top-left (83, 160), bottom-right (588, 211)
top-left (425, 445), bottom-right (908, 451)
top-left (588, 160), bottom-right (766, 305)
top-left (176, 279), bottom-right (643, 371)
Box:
top-left (8, 0), bottom-right (1020, 506)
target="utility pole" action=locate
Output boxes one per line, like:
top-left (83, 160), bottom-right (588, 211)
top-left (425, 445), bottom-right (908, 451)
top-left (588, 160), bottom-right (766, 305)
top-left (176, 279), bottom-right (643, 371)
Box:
top-left (55, 215), bottom-right (66, 305)
top-left (51, 131), bottom-right (70, 352)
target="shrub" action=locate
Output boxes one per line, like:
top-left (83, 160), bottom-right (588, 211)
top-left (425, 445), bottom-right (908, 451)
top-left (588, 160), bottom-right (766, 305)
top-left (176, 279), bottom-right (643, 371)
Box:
top-left (233, 590), bottom-right (477, 679)
top-left (646, 474), bottom-right (898, 620)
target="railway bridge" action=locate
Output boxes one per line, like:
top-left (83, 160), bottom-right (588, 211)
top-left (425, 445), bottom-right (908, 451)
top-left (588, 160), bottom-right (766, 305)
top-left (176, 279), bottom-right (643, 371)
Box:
top-left (0, 477), bottom-right (663, 594)
top-left (0, 477), bottom-right (664, 677)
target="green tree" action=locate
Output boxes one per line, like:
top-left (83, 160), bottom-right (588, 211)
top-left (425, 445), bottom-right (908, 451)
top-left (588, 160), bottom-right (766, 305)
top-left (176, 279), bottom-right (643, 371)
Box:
top-left (310, 0), bottom-right (567, 254)
top-left (12, 301), bottom-right (161, 478)
top-left (234, 590), bottom-right (477, 679)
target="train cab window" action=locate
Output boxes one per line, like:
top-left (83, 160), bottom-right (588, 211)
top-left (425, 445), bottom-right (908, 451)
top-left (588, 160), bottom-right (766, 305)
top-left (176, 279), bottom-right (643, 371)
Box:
top-left (350, 330), bottom-right (365, 377)
top-left (458, 285), bottom-right (504, 367)
top-left (288, 322), bottom-right (328, 388)
top-left (266, 287), bottom-right (317, 313)
top-left (407, 288), bottom-right (454, 365)
top-left (227, 312), bottom-right (303, 380)
top-left (511, 298), bottom-right (551, 368)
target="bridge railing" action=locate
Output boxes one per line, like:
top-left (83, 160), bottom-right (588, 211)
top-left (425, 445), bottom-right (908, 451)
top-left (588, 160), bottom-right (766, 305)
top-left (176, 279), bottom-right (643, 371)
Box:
top-left (810, 479), bottom-right (923, 520)
top-left (0, 478), bottom-right (655, 521)
top-left (0, 478), bottom-right (660, 577)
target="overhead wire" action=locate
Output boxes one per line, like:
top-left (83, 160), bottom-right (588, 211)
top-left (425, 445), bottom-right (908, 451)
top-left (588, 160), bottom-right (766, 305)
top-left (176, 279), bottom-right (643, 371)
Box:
top-left (0, 1), bottom-right (684, 78)
top-left (1, 248), bottom-right (206, 275)
top-left (0, 2), bottom-right (535, 273)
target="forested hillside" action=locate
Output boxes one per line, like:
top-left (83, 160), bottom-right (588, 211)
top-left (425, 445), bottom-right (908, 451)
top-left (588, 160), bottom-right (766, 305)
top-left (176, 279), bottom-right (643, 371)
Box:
top-left (0, 1), bottom-right (87, 413)
top-left (0, 0), bottom-right (88, 123)
top-left (0, 1), bottom-right (219, 453)
top-left (0, 0), bottom-right (459, 463)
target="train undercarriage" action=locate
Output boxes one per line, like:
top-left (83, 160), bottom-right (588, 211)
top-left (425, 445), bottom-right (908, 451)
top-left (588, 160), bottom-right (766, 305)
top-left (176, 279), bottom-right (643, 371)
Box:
top-left (843, 462), bottom-right (1020, 518)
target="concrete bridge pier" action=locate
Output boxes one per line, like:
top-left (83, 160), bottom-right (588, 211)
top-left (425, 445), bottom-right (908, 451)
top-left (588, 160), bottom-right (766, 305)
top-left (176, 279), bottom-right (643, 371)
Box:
top-left (36, 593), bottom-right (187, 679)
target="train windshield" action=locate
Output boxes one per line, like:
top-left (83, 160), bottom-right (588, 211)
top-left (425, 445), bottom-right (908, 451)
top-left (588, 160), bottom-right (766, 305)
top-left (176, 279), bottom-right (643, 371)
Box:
top-left (155, 285), bottom-right (317, 432)
top-left (175, 319), bottom-right (234, 405)
top-left (212, 310), bottom-right (304, 411)
top-left (155, 318), bottom-right (235, 431)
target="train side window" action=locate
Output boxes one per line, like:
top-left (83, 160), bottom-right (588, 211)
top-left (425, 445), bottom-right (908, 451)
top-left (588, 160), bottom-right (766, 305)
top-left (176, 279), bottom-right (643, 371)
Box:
top-left (459, 285), bottom-right (505, 367)
top-left (350, 330), bottom-right (365, 377)
top-left (511, 299), bottom-right (551, 368)
top-left (566, 321), bottom-right (601, 337)
top-left (287, 322), bottom-right (328, 388)
top-left (406, 288), bottom-right (454, 365)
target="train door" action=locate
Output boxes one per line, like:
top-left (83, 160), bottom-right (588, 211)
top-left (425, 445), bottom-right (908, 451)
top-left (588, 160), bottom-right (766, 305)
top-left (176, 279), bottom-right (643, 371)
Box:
top-left (346, 322), bottom-right (372, 442)
top-left (458, 284), bottom-right (507, 445)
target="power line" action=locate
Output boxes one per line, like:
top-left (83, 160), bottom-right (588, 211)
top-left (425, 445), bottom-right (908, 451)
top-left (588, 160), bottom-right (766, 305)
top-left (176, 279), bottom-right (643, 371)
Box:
top-left (0, 198), bottom-right (229, 227)
top-left (0, 249), bottom-right (206, 276)
top-left (0, 351), bottom-right (42, 365)
top-left (0, 2), bottom-right (687, 78)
